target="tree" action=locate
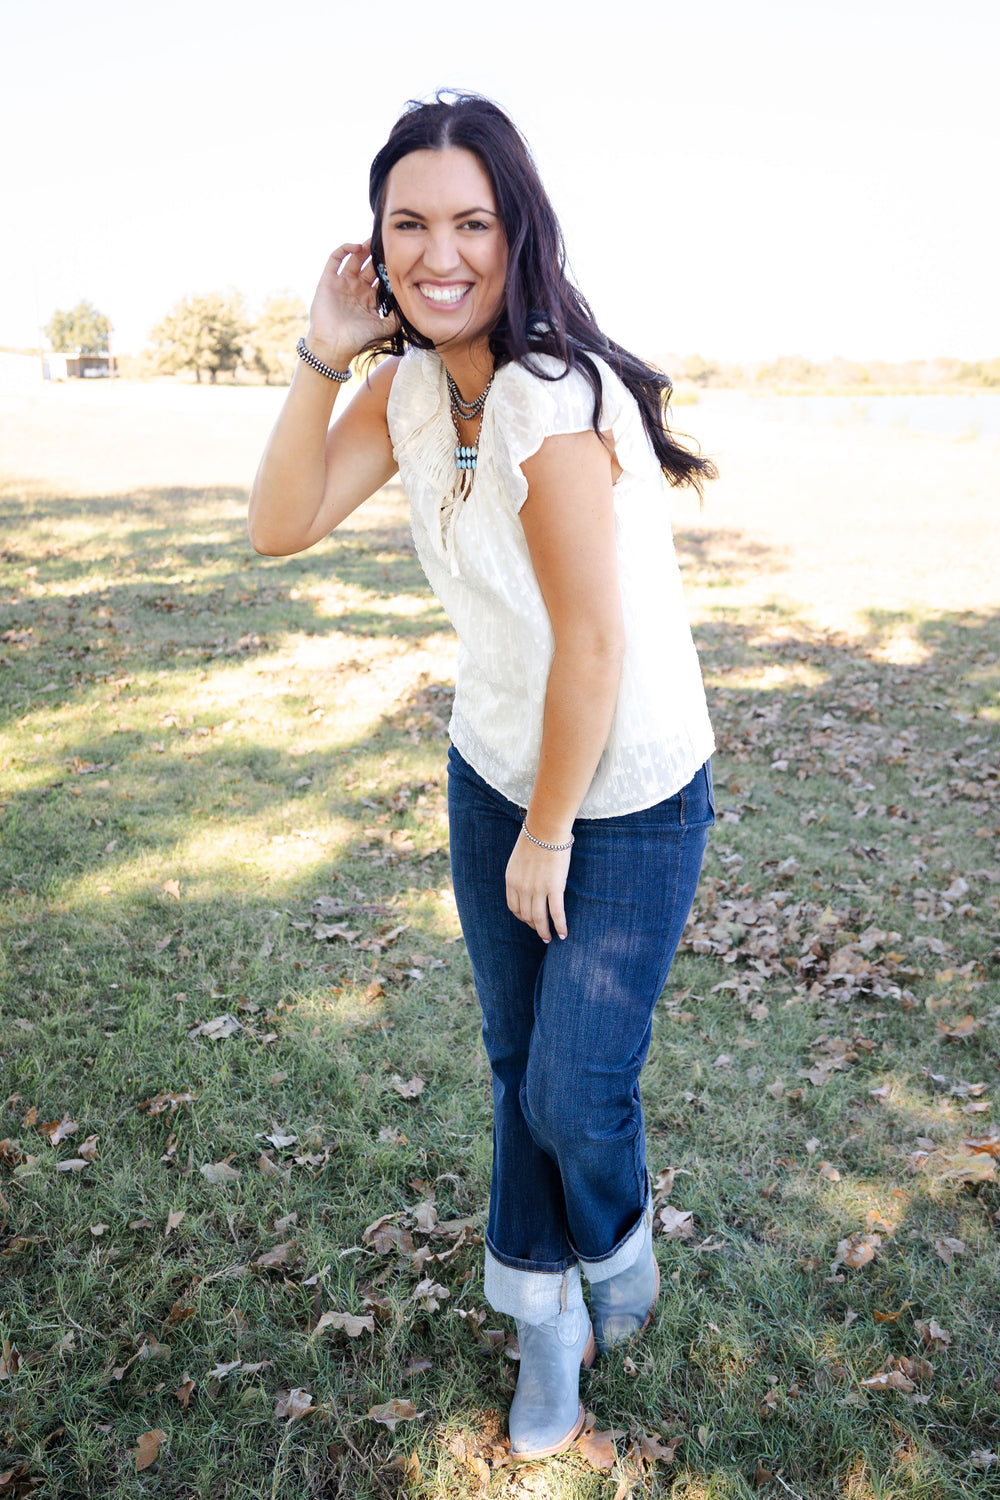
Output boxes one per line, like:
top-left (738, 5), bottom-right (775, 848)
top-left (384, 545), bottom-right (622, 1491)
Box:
top-left (148, 292), bottom-right (251, 383)
top-left (250, 292), bottom-right (308, 384)
top-left (45, 299), bottom-right (111, 354)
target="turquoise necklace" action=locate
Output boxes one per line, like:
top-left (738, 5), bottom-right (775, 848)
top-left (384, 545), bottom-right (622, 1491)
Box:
top-left (447, 370), bottom-right (494, 473)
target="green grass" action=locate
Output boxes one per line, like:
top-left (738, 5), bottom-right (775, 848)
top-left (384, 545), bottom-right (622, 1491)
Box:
top-left (1, 473), bottom-right (999, 1500)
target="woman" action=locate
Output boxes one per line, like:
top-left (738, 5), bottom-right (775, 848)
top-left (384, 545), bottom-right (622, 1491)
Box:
top-left (249, 93), bottom-right (716, 1462)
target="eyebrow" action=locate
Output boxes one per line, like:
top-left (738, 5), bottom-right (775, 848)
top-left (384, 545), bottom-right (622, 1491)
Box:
top-left (387, 206), bottom-right (497, 220)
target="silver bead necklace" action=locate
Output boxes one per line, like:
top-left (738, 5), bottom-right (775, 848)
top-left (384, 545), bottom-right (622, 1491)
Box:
top-left (447, 370), bottom-right (494, 471)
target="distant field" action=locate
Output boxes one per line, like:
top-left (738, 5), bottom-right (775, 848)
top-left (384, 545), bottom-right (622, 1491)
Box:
top-left (1, 382), bottom-right (998, 1500)
top-left (1, 379), bottom-right (997, 625)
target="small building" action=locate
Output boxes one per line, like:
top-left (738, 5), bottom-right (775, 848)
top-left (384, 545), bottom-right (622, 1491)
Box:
top-left (43, 351), bottom-right (112, 380)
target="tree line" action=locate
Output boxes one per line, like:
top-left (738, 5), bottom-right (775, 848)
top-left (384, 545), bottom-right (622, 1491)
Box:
top-left (45, 293), bottom-right (308, 385)
top-left (45, 298), bottom-right (1000, 392)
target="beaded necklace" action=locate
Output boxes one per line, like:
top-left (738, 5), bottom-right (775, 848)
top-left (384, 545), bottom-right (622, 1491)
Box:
top-left (446, 369), bottom-right (494, 474)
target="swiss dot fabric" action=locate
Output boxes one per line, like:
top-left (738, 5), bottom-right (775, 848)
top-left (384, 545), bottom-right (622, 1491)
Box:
top-left (386, 347), bottom-right (714, 817)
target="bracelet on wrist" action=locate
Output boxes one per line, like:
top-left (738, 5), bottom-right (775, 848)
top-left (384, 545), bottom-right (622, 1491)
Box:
top-left (521, 820), bottom-right (574, 852)
top-left (296, 336), bottom-right (352, 383)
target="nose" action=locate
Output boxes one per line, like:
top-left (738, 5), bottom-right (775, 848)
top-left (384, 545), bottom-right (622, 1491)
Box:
top-left (422, 228), bottom-right (462, 276)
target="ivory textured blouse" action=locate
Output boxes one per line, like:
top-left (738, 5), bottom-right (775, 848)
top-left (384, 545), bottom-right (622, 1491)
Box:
top-left (386, 347), bottom-right (714, 817)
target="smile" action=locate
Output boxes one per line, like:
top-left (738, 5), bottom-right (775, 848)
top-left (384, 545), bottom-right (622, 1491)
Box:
top-left (417, 283), bottom-right (472, 306)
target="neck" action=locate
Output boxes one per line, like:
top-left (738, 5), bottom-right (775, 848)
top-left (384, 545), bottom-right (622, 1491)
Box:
top-left (437, 340), bottom-right (494, 402)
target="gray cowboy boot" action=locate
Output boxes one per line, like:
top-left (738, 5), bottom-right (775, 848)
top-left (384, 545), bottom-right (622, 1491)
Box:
top-left (509, 1304), bottom-right (596, 1460)
top-left (587, 1213), bottom-right (660, 1356)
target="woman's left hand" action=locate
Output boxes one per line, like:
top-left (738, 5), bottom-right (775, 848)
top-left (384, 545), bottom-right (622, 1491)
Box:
top-left (505, 836), bottom-right (572, 943)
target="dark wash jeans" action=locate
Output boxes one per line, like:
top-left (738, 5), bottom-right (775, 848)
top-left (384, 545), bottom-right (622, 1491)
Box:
top-left (447, 744), bottom-right (714, 1311)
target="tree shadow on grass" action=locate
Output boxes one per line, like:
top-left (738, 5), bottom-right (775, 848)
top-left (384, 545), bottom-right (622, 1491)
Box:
top-left (0, 480), bottom-right (449, 730)
top-left (674, 522), bottom-right (790, 588)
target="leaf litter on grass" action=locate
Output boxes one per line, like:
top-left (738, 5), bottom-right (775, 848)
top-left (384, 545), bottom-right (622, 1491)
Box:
top-left (2, 445), bottom-right (999, 1495)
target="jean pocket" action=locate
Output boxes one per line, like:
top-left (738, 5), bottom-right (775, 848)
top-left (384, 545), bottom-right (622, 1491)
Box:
top-left (680, 760), bottom-right (715, 827)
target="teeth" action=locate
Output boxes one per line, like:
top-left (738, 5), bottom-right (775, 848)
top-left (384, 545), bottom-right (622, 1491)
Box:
top-left (420, 284), bottom-right (469, 304)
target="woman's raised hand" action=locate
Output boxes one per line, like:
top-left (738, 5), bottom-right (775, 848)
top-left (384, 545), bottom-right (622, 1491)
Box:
top-left (306, 239), bottom-right (398, 368)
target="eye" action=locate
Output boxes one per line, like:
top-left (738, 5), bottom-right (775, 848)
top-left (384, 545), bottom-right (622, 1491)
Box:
top-left (461, 219), bottom-right (490, 231)
top-left (392, 219), bottom-right (423, 232)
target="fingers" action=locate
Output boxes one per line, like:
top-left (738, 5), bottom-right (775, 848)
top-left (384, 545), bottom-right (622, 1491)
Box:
top-left (505, 842), bottom-right (571, 944)
top-left (505, 881), bottom-right (566, 944)
top-left (530, 893), bottom-right (552, 945)
top-left (548, 889), bottom-right (568, 942)
top-left (328, 242), bottom-right (376, 281)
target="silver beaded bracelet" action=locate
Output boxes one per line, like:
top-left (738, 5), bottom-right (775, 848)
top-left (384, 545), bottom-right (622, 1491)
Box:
top-left (521, 821), bottom-right (574, 852)
top-left (296, 336), bottom-right (352, 383)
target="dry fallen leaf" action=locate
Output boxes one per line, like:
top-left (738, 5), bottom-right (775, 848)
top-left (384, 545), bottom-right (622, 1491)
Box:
top-left (964, 1134), bottom-right (1000, 1158)
top-left (412, 1199), bottom-right (438, 1233)
top-left (873, 1302), bottom-right (911, 1324)
top-left (174, 1374), bottom-right (196, 1408)
top-left (253, 1243), bottom-right (294, 1270)
top-left (937, 1014), bottom-right (982, 1040)
top-left (366, 1398), bottom-right (421, 1431)
top-left (311, 1311), bottom-right (374, 1340)
top-left (657, 1206), bottom-right (695, 1239)
top-left (574, 1426), bottom-right (625, 1469)
top-left (0, 1340), bottom-right (22, 1379)
top-left (390, 1075), bottom-right (426, 1099)
top-left (411, 1277), bottom-right (450, 1311)
top-left (188, 1014), bottom-right (242, 1040)
top-left (934, 1236), bottom-right (967, 1265)
top-left (275, 1387), bottom-right (314, 1420)
top-left (134, 1428), bottom-right (167, 1471)
top-left (138, 1089), bottom-right (198, 1115)
top-left (78, 1135), bottom-right (100, 1162)
top-left (897, 1357), bottom-right (934, 1383)
top-left (38, 1115), bottom-right (78, 1145)
top-left (161, 879), bottom-right (181, 900)
top-left (362, 1214), bottom-right (415, 1256)
top-left (164, 1209), bottom-right (185, 1237)
top-left (199, 1161), bottom-right (241, 1184)
top-left (915, 1318), bottom-right (952, 1351)
top-left (934, 1149), bottom-right (996, 1186)
top-left (860, 1370), bottom-right (915, 1393)
top-left (55, 1158), bottom-right (90, 1173)
top-left (819, 1161), bottom-right (841, 1182)
top-left (833, 1232), bottom-right (881, 1271)
top-left (205, 1359), bottom-right (241, 1381)
top-left (634, 1430), bottom-right (682, 1465)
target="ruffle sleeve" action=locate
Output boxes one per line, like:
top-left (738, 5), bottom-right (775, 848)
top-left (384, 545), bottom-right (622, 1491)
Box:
top-left (385, 348), bottom-right (444, 457)
top-left (493, 352), bottom-right (660, 510)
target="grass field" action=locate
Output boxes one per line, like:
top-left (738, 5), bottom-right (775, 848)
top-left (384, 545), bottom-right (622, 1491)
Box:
top-left (1, 382), bottom-right (998, 1499)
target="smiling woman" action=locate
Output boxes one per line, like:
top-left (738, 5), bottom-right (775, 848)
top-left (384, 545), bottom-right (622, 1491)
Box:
top-left (382, 149), bottom-right (507, 338)
top-left (248, 91), bottom-right (716, 1463)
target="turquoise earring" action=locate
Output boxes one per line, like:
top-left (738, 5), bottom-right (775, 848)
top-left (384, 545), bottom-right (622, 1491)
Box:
top-left (377, 262), bottom-right (392, 295)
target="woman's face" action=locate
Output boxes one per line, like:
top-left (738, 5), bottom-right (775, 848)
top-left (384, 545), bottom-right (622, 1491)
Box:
top-left (381, 147), bottom-right (508, 355)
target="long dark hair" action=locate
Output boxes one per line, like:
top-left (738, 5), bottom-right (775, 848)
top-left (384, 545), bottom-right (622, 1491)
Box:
top-left (366, 92), bottom-right (715, 494)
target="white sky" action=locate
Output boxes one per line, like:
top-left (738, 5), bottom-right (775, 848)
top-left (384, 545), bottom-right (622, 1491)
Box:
top-left (3, 0), bottom-right (998, 363)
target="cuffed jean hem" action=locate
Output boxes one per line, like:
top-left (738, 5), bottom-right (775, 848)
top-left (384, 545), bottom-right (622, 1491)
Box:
top-left (484, 1246), bottom-right (585, 1324)
top-left (576, 1196), bottom-right (653, 1285)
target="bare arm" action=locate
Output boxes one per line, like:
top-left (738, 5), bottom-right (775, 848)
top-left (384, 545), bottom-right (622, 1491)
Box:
top-left (248, 241), bottom-right (400, 557)
top-left (505, 429), bottom-right (625, 942)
